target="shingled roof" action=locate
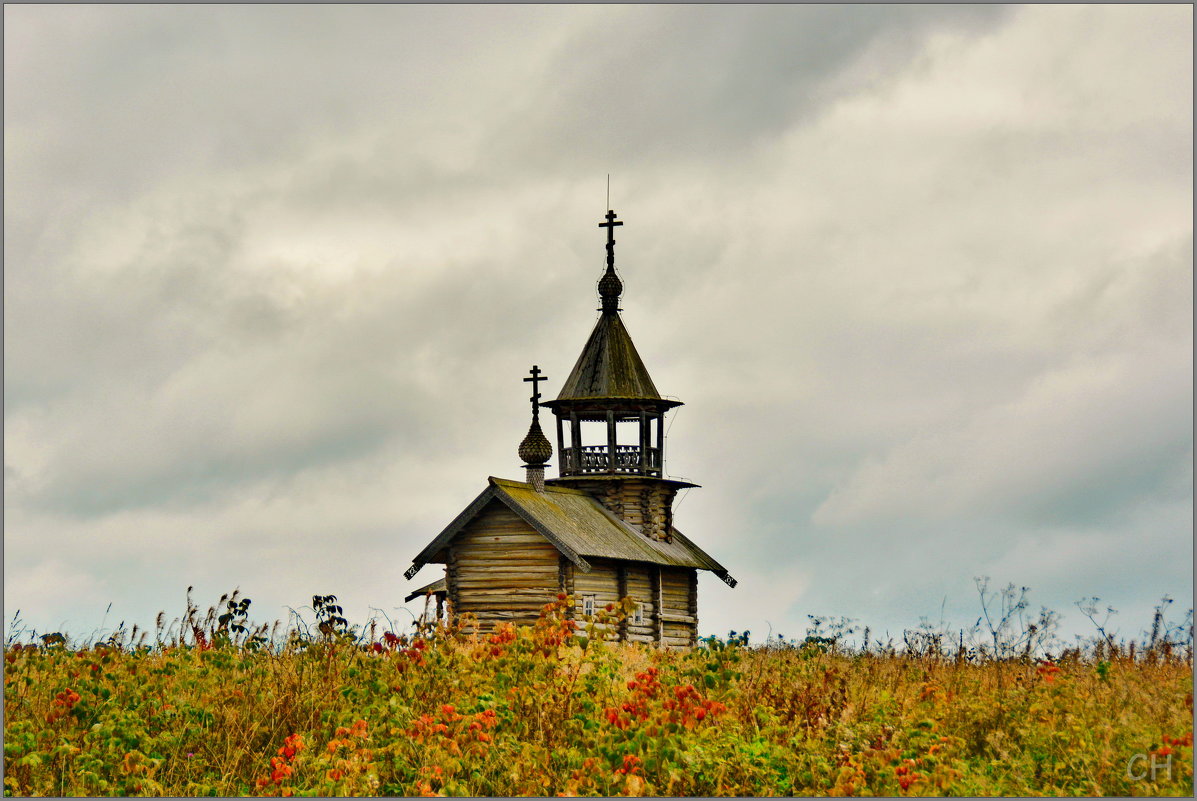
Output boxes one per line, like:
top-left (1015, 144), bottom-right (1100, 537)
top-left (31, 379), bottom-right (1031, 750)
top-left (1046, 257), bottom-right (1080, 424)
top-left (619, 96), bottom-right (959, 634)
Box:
top-left (549, 310), bottom-right (674, 404)
top-left (404, 576), bottom-right (446, 603)
top-left (405, 477), bottom-right (736, 586)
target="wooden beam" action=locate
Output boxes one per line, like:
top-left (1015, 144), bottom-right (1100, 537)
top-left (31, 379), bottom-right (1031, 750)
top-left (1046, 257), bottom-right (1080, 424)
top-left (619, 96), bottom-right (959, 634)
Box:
top-left (639, 411), bottom-right (649, 475)
top-left (617, 564), bottom-right (628, 642)
top-left (555, 413), bottom-right (565, 474)
top-left (446, 546), bottom-right (459, 624)
top-left (607, 410), bottom-right (617, 473)
top-left (656, 413), bottom-right (665, 475)
top-left (570, 412), bottom-right (581, 473)
top-left (652, 566), bottom-right (664, 645)
top-left (688, 569), bottom-right (699, 647)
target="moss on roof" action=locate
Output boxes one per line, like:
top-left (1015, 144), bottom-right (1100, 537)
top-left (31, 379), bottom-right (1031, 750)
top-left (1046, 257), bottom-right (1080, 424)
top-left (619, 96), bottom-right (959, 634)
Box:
top-left (406, 477), bottom-right (735, 587)
top-left (553, 311), bottom-right (663, 401)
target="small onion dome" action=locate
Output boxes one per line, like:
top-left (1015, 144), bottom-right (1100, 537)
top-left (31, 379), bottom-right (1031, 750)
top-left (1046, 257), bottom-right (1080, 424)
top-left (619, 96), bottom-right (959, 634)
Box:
top-left (598, 265), bottom-right (622, 311)
top-left (518, 419), bottom-right (552, 466)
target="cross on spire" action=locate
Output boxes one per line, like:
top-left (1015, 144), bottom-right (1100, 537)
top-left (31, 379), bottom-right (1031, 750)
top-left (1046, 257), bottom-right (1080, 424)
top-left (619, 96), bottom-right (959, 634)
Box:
top-left (524, 365), bottom-right (548, 416)
top-left (599, 209), bottom-right (622, 268)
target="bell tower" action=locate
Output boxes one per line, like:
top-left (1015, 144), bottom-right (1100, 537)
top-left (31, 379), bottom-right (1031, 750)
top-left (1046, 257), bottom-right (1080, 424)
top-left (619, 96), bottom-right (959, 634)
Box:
top-left (542, 210), bottom-right (697, 542)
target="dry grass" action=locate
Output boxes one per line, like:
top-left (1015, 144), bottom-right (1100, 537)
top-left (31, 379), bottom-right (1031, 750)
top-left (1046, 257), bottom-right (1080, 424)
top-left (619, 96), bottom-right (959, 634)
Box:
top-left (3, 596), bottom-right (1192, 796)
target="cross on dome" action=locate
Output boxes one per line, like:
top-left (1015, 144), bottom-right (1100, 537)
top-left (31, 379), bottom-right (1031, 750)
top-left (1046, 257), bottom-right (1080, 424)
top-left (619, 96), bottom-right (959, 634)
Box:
top-left (597, 210), bottom-right (624, 312)
top-left (523, 365), bottom-right (547, 414)
top-left (518, 365), bottom-right (552, 470)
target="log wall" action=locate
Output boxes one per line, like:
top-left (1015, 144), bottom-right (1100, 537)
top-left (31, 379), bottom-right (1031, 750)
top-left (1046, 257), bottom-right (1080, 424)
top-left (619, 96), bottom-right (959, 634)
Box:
top-left (441, 499), bottom-right (700, 647)
top-left (559, 479), bottom-right (678, 542)
top-left (658, 567), bottom-right (698, 649)
top-left (448, 500), bottom-right (559, 630)
top-left (572, 558), bottom-right (696, 646)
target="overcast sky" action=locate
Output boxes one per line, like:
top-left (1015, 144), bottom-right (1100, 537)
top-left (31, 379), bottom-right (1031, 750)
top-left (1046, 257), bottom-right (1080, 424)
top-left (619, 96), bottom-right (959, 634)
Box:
top-left (5, 4), bottom-right (1192, 646)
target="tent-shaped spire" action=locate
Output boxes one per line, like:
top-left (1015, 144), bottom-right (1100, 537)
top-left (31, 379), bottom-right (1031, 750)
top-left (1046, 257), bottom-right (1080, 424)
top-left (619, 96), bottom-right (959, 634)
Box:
top-left (547, 210), bottom-right (678, 408)
top-left (554, 311), bottom-right (662, 401)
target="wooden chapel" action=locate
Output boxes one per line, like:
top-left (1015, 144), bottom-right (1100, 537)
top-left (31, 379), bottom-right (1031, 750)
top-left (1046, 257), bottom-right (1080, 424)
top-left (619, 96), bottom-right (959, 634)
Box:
top-left (404, 210), bottom-right (735, 647)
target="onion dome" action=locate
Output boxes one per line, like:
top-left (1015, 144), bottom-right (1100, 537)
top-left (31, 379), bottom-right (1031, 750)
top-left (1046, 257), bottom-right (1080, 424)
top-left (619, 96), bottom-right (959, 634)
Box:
top-left (519, 364), bottom-right (552, 467)
top-left (518, 419), bottom-right (552, 466)
top-left (598, 264), bottom-right (623, 313)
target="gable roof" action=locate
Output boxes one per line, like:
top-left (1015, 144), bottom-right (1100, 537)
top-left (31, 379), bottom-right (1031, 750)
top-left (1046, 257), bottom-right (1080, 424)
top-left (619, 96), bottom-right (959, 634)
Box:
top-left (405, 477), bottom-right (736, 587)
top-left (550, 311), bottom-right (673, 404)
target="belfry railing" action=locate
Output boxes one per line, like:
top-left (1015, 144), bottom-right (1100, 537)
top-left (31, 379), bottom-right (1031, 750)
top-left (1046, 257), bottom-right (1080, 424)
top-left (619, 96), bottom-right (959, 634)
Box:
top-left (561, 445), bottom-right (661, 476)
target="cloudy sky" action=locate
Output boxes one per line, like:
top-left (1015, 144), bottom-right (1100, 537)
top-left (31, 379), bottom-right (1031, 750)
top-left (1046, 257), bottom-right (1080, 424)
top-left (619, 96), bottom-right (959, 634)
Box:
top-left (5, 5), bottom-right (1192, 645)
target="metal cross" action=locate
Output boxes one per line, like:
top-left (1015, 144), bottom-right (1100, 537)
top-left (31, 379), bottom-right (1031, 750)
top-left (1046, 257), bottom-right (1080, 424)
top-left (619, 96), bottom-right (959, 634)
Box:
top-left (524, 365), bottom-right (548, 407)
top-left (599, 209), bottom-right (623, 267)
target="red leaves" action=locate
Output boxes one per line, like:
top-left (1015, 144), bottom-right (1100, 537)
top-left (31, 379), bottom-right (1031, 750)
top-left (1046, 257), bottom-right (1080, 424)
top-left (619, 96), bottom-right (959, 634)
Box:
top-left (408, 706), bottom-right (498, 749)
top-left (895, 759), bottom-right (926, 791)
top-left (393, 637), bottom-right (428, 671)
top-left (1155, 731), bottom-right (1193, 757)
top-left (47, 688), bottom-right (82, 723)
top-left (614, 754), bottom-right (642, 776)
top-left (528, 595), bottom-right (583, 655)
top-left (268, 757), bottom-right (294, 785)
top-left (1036, 661), bottom-right (1061, 682)
top-left (481, 624), bottom-right (518, 658)
top-left (603, 670), bottom-right (725, 732)
top-left (255, 733), bottom-right (304, 795)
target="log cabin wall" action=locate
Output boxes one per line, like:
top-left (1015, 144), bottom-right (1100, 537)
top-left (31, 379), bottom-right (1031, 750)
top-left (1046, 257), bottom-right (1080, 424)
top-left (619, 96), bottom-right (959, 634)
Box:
top-left (571, 558), bottom-right (620, 640)
top-left (559, 479), bottom-right (678, 542)
top-left (659, 567), bottom-right (698, 648)
top-left (572, 558), bottom-right (696, 647)
top-left (447, 500), bottom-right (559, 631)
top-left (623, 563), bottom-right (657, 643)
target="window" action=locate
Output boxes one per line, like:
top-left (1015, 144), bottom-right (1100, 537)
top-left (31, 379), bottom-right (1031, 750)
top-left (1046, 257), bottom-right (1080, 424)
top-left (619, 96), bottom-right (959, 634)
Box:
top-left (633, 603), bottom-right (644, 625)
top-left (582, 595), bottom-right (595, 617)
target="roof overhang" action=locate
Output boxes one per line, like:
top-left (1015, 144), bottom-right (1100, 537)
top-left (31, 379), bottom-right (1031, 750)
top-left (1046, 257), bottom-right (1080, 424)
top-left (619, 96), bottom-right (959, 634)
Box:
top-left (541, 397), bottom-right (683, 414)
top-left (404, 481), bottom-right (594, 582)
top-left (545, 475), bottom-right (699, 491)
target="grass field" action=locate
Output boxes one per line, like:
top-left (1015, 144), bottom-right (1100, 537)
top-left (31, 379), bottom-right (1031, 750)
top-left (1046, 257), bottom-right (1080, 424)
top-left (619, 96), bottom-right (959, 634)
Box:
top-left (3, 594), bottom-right (1192, 796)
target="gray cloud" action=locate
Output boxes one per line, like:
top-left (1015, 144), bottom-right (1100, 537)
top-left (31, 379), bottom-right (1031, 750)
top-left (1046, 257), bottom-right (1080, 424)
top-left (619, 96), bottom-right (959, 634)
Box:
top-left (4, 5), bottom-right (1191, 642)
